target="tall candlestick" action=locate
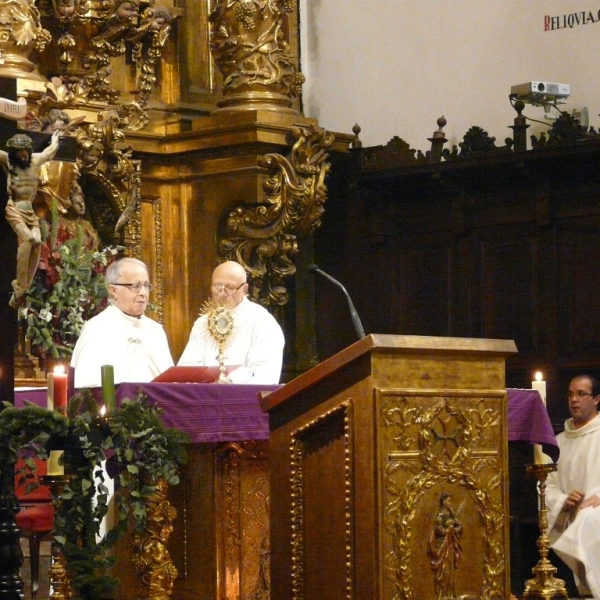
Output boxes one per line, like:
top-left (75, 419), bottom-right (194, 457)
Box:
top-left (532, 371), bottom-right (547, 464)
top-left (53, 366), bottom-right (68, 412)
top-left (48, 450), bottom-right (64, 476)
top-left (47, 372), bottom-right (54, 411)
top-left (101, 365), bottom-right (116, 412)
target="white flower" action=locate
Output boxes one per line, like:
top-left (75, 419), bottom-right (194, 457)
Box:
top-left (39, 307), bottom-right (53, 323)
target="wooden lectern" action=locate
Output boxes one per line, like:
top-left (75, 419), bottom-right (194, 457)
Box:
top-left (260, 334), bottom-right (517, 600)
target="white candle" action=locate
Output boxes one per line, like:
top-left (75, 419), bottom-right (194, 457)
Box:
top-left (532, 371), bottom-right (547, 463)
top-left (48, 450), bottom-right (64, 475)
top-left (532, 371), bottom-right (547, 405)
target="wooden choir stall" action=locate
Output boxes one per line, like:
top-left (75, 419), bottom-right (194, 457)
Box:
top-left (260, 333), bottom-right (518, 600)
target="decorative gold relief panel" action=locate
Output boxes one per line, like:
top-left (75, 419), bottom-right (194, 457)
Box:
top-left (215, 440), bottom-right (270, 600)
top-left (289, 400), bottom-right (353, 600)
top-left (378, 388), bottom-right (507, 600)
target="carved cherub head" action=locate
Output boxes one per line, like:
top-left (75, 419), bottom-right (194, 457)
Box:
top-left (41, 108), bottom-right (71, 133)
top-left (115, 0), bottom-right (140, 22)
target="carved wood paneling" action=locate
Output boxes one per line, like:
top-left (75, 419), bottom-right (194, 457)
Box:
top-left (215, 441), bottom-right (270, 600)
top-left (317, 141), bottom-right (600, 421)
top-left (379, 388), bottom-right (506, 600)
top-left (289, 401), bottom-right (353, 600)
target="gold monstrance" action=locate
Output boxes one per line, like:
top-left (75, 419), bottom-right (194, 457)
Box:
top-left (202, 299), bottom-right (234, 383)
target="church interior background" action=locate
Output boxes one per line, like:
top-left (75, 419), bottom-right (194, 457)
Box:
top-left (2, 0), bottom-right (600, 599)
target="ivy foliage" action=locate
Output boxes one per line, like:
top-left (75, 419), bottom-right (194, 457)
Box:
top-left (17, 202), bottom-right (120, 360)
top-left (0, 390), bottom-right (188, 600)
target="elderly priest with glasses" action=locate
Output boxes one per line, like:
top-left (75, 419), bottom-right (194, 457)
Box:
top-left (71, 257), bottom-right (174, 387)
top-left (546, 374), bottom-right (600, 599)
top-left (178, 260), bottom-right (285, 384)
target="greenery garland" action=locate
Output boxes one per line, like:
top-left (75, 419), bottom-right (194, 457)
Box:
top-left (0, 390), bottom-right (189, 600)
top-left (17, 201), bottom-right (121, 361)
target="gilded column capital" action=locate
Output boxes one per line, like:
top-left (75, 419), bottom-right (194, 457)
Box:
top-left (0, 0), bottom-right (51, 79)
top-left (209, 0), bottom-right (304, 114)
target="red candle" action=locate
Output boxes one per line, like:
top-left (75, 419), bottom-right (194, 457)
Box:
top-left (46, 373), bottom-right (54, 411)
top-left (53, 365), bottom-right (68, 411)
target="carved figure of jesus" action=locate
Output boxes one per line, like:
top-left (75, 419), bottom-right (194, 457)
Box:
top-left (0, 130), bottom-right (61, 302)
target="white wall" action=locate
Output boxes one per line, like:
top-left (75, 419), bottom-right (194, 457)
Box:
top-left (300, 0), bottom-right (599, 151)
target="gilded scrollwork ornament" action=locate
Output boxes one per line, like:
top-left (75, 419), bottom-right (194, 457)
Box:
top-left (219, 124), bottom-right (334, 308)
top-left (130, 5), bottom-right (173, 106)
top-left (37, 0), bottom-right (176, 106)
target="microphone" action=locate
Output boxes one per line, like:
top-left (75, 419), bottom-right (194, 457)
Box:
top-left (308, 264), bottom-right (366, 339)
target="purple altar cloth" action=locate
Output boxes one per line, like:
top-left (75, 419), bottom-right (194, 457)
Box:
top-left (506, 388), bottom-right (559, 461)
top-left (116, 382), bottom-right (280, 443)
top-left (15, 386), bottom-right (558, 452)
top-left (14, 388), bottom-right (49, 408)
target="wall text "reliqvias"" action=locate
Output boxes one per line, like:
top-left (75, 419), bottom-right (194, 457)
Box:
top-left (545, 10), bottom-right (600, 31)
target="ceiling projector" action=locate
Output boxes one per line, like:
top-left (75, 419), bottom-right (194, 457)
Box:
top-left (510, 81), bottom-right (570, 106)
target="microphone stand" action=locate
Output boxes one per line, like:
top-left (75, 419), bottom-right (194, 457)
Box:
top-left (308, 264), bottom-right (366, 340)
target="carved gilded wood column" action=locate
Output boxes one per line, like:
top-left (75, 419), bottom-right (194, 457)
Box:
top-left (209, 0), bottom-right (304, 114)
top-left (215, 441), bottom-right (270, 600)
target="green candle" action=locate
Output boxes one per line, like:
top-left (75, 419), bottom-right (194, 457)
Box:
top-left (101, 364), bottom-right (116, 412)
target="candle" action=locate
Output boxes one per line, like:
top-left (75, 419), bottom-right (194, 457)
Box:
top-left (53, 365), bottom-right (68, 412)
top-left (101, 365), bottom-right (116, 412)
top-left (46, 372), bottom-right (54, 411)
top-left (532, 371), bottom-right (547, 464)
top-left (48, 450), bottom-right (64, 476)
top-left (532, 371), bottom-right (547, 405)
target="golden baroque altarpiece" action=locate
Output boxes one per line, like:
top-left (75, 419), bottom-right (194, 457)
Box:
top-left (0, 1), bottom-right (348, 599)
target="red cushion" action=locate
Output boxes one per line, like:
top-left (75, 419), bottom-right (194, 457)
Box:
top-left (15, 504), bottom-right (54, 532)
top-left (14, 458), bottom-right (52, 502)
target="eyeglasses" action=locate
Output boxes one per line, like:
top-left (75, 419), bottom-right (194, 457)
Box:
top-left (112, 282), bottom-right (153, 292)
top-left (568, 390), bottom-right (595, 399)
top-left (211, 283), bottom-right (245, 295)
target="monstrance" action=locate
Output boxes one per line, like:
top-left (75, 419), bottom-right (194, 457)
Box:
top-left (202, 299), bottom-right (234, 383)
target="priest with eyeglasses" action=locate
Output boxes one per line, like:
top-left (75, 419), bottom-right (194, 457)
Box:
top-left (545, 374), bottom-right (600, 599)
top-left (71, 257), bottom-right (174, 387)
top-left (178, 260), bottom-right (285, 384)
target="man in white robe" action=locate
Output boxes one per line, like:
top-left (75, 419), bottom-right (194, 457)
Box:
top-left (546, 374), bottom-right (600, 598)
top-left (71, 257), bottom-right (174, 538)
top-left (71, 257), bottom-right (174, 387)
top-left (178, 261), bottom-right (284, 384)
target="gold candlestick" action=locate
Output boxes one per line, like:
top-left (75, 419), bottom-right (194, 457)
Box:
top-left (522, 463), bottom-right (568, 600)
top-left (40, 474), bottom-right (73, 600)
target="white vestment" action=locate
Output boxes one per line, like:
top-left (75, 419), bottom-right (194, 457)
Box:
top-left (178, 296), bottom-right (284, 384)
top-left (546, 413), bottom-right (600, 598)
top-left (71, 304), bottom-right (174, 387)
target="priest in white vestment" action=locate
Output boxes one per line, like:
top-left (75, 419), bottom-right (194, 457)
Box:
top-left (71, 257), bottom-right (174, 388)
top-left (546, 374), bottom-right (600, 599)
top-left (71, 257), bottom-right (174, 538)
top-left (178, 261), bottom-right (285, 384)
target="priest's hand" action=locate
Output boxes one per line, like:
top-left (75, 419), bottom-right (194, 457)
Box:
top-left (562, 489), bottom-right (584, 512)
top-left (580, 494), bottom-right (600, 511)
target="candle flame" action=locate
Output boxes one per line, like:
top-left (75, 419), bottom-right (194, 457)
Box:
top-left (53, 364), bottom-right (66, 375)
top-left (535, 371), bottom-right (544, 381)
top-left (100, 405), bottom-right (106, 416)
